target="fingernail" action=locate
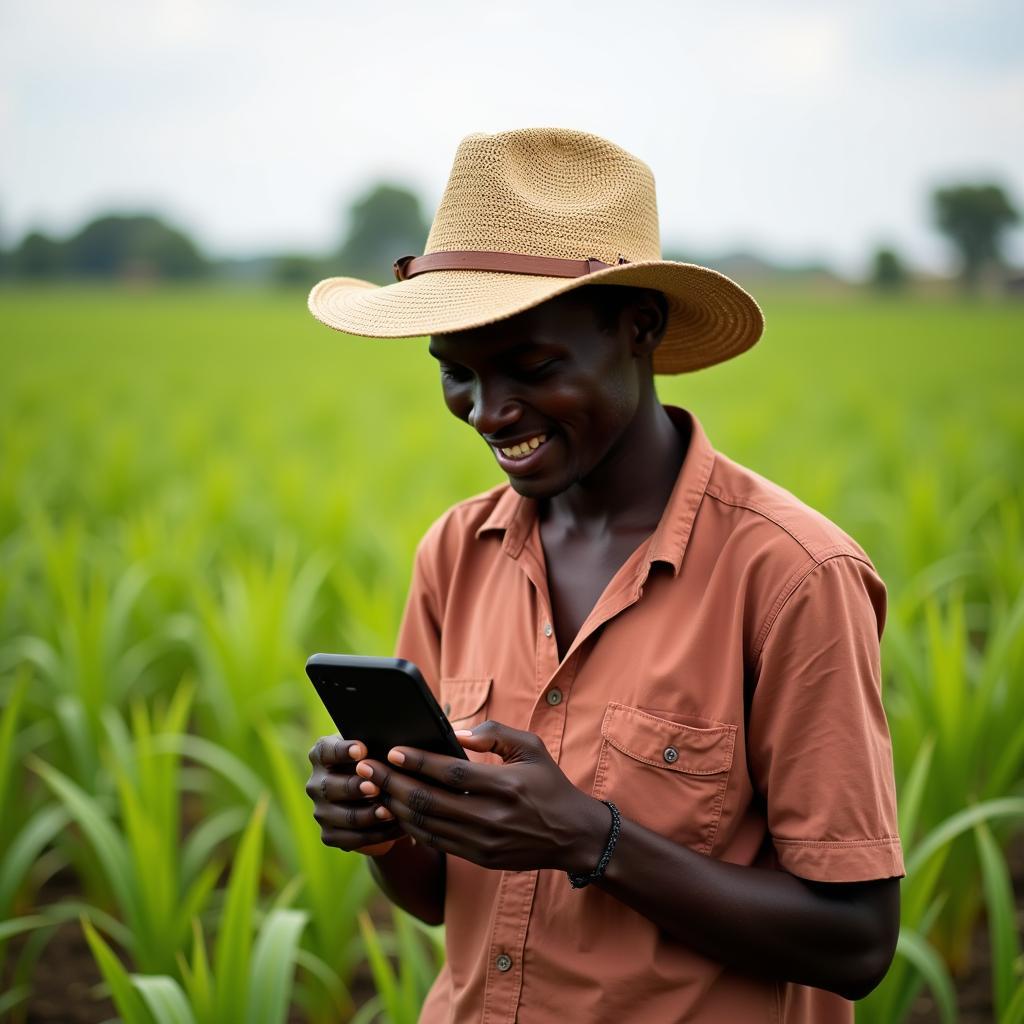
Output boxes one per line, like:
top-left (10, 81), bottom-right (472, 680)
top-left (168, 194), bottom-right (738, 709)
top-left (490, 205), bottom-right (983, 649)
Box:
top-left (374, 805), bottom-right (393, 820)
top-left (359, 780), bottom-right (378, 796)
top-left (355, 762), bottom-right (373, 779)
top-left (388, 749), bottom-right (406, 765)
top-left (454, 729), bottom-right (473, 737)
top-left (348, 743), bottom-right (364, 760)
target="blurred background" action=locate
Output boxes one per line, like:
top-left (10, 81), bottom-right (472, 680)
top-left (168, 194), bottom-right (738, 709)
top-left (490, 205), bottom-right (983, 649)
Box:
top-left (1, 2), bottom-right (1022, 1022)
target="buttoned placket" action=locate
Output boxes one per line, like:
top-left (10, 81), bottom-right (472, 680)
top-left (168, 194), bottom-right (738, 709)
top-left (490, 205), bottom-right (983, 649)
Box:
top-left (479, 514), bottom-right (659, 1024)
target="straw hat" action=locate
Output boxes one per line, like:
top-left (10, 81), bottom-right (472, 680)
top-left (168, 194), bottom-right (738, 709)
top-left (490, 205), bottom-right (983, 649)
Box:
top-left (308, 128), bottom-right (763, 374)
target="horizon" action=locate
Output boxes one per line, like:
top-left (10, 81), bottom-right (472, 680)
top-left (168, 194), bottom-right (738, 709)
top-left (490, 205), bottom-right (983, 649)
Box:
top-left (2, 0), bottom-right (1022, 278)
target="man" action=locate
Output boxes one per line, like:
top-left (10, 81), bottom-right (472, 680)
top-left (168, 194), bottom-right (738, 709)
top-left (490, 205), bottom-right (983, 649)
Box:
top-left (306, 128), bottom-right (905, 1022)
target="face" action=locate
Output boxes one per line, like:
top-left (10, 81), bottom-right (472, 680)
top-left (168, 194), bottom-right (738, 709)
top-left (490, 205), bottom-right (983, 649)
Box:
top-left (428, 289), bottom-right (658, 500)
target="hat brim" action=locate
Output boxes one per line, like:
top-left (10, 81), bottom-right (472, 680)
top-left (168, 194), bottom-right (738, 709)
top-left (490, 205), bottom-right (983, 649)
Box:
top-left (307, 260), bottom-right (763, 374)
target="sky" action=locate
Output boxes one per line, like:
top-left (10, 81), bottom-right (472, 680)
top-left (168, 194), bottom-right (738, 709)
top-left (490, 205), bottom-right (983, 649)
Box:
top-left (1, 0), bottom-right (1022, 277)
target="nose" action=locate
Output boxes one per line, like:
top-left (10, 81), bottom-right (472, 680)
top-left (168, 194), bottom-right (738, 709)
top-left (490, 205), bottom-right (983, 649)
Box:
top-left (467, 377), bottom-right (521, 437)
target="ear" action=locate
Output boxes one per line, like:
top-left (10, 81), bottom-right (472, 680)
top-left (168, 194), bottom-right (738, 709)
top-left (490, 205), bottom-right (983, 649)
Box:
top-left (628, 289), bottom-right (668, 359)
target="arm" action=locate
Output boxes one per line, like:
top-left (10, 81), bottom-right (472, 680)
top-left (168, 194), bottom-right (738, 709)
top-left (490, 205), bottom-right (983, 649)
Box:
top-left (366, 837), bottom-right (447, 927)
top-left (358, 719), bottom-right (901, 1001)
top-left (587, 803), bottom-right (900, 999)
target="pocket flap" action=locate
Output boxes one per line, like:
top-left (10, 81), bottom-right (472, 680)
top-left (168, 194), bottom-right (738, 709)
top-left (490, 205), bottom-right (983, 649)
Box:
top-left (601, 702), bottom-right (735, 775)
top-left (440, 677), bottom-right (492, 721)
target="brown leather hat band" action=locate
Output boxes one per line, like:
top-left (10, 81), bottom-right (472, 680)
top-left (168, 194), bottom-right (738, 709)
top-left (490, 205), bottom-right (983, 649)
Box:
top-left (392, 250), bottom-right (629, 282)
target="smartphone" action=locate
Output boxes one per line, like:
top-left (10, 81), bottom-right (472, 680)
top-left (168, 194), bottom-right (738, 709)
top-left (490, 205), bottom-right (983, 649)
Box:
top-left (305, 653), bottom-right (469, 763)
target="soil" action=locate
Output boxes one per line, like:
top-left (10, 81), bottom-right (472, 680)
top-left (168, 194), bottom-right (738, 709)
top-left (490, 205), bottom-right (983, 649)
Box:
top-left (8, 834), bottom-right (1023, 1022)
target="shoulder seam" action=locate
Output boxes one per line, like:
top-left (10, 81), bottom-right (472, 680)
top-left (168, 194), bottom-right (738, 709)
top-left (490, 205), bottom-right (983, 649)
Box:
top-left (752, 553), bottom-right (872, 665)
top-left (705, 482), bottom-right (866, 564)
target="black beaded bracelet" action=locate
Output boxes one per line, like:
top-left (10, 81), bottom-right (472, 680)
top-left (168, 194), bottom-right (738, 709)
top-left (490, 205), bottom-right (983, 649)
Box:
top-left (567, 800), bottom-right (621, 889)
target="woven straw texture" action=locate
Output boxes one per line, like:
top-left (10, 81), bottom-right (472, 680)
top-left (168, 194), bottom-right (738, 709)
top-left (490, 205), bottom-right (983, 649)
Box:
top-left (308, 128), bottom-right (764, 374)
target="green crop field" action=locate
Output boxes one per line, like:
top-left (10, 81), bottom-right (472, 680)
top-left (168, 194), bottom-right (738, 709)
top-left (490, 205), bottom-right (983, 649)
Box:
top-left (1, 285), bottom-right (1023, 1023)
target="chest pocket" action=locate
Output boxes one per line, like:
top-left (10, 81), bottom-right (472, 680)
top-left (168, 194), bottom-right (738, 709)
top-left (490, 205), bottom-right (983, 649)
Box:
top-left (592, 702), bottom-right (736, 856)
top-left (440, 677), bottom-right (496, 766)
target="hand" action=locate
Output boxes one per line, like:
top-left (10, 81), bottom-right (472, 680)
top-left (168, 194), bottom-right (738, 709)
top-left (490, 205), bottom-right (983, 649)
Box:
top-left (354, 720), bottom-right (609, 873)
top-left (306, 734), bottom-right (407, 856)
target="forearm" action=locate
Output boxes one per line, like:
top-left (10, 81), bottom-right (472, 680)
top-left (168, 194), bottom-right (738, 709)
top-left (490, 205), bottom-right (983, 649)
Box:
top-left (582, 809), bottom-right (894, 1000)
top-left (366, 837), bottom-right (447, 926)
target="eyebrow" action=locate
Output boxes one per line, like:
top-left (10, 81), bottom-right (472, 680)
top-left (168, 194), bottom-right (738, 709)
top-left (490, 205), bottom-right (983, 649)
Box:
top-left (428, 340), bottom-right (548, 363)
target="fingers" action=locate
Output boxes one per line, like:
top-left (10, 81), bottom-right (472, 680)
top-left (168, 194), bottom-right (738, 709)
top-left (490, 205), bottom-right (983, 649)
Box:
top-left (311, 771), bottom-right (373, 802)
top-left (308, 735), bottom-right (365, 767)
top-left (454, 720), bottom-right (545, 763)
top-left (313, 799), bottom-right (388, 832)
top-left (319, 822), bottom-right (405, 852)
top-left (356, 758), bottom-right (492, 821)
top-left (365, 746), bottom-right (496, 794)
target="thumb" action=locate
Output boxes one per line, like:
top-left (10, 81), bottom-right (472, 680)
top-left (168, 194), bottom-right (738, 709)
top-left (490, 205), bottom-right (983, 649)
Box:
top-left (455, 720), bottom-right (543, 764)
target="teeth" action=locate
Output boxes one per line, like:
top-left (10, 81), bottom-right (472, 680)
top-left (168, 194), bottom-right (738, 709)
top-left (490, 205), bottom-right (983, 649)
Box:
top-left (498, 434), bottom-right (547, 460)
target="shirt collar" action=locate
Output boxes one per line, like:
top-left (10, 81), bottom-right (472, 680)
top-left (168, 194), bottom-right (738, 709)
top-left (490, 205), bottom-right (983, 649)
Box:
top-left (475, 405), bottom-right (716, 574)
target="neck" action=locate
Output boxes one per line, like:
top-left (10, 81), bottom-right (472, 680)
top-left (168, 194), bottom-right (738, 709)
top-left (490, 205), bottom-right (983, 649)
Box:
top-left (543, 398), bottom-right (689, 536)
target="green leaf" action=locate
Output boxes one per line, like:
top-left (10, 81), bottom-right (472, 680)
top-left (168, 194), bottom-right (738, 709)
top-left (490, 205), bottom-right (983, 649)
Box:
top-left (973, 821), bottom-right (1021, 1018)
top-left (212, 794), bottom-right (268, 1022)
top-left (897, 735), bottom-right (935, 846)
top-left (131, 976), bottom-right (196, 1024)
top-left (0, 803), bottom-right (71, 914)
top-left (358, 911), bottom-right (400, 1020)
top-left (906, 797), bottom-right (1024, 877)
top-left (181, 806), bottom-right (246, 885)
top-left (0, 985), bottom-right (31, 1018)
top-left (0, 914), bottom-right (51, 942)
top-left (176, 918), bottom-right (213, 1024)
top-left (81, 916), bottom-right (151, 1024)
top-left (894, 928), bottom-right (958, 1024)
top-left (0, 665), bottom-right (31, 832)
top-left (1003, 981), bottom-right (1024, 1024)
top-left (246, 908), bottom-right (308, 1024)
top-left (29, 757), bottom-right (137, 926)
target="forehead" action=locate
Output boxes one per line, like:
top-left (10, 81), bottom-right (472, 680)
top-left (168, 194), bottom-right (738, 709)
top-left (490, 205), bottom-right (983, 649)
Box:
top-left (428, 290), bottom-right (602, 362)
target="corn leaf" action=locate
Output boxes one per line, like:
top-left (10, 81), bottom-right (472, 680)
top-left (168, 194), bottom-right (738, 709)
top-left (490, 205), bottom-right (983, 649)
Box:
top-left (906, 797), bottom-right (1024, 877)
top-left (973, 821), bottom-right (1021, 1018)
top-left (131, 976), bottom-right (196, 1024)
top-left (212, 793), bottom-right (268, 1021)
top-left (893, 928), bottom-right (957, 1024)
top-left (246, 908), bottom-right (308, 1024)
top-left (81, 915), bottom-right (151, 1024)
top-left (29, 757), bottom-right (138, 926)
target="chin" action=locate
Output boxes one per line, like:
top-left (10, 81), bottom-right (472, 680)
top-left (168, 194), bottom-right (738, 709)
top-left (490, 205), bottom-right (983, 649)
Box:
top-left (505, 469), bottom-right (575, 501)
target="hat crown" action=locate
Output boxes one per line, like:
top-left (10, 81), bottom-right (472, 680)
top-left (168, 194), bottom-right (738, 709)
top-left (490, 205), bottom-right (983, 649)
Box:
top-left (425, 128), bottom-right (661, 264)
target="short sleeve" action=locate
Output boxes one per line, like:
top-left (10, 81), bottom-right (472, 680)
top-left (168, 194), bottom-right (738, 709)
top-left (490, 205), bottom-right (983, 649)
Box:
top-left (747, 554), bottom-right (905, 882)
top-left (393, 532), bottom-right (444, 702)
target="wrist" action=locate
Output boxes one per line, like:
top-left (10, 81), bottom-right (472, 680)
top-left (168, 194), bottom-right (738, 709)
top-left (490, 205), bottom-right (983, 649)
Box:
top-left (564, 795), bottom-right (615, 875)
top-left (360, 834), bottom-right (412, 859)
top-left (566, 799), bottom-right (621, 889)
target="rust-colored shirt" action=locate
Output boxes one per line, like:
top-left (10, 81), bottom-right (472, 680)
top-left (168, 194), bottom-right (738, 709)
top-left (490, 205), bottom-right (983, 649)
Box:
top-left (394, 406), bottom-right (905, 1024)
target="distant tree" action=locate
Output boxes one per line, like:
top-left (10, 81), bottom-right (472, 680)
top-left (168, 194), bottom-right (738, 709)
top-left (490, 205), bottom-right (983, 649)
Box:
top-left (64, 214), bottom-right (207, 279)
top-left (11, 230), bottom-right (65, 278)
top-left (272, 253), bottom-right (325, 287)
top-left (932, 184), bottom-right (1020, 292)
top-left (869, 246), bottom-right (908, 293)
top-left (336, 183), bottom-right (430, 283)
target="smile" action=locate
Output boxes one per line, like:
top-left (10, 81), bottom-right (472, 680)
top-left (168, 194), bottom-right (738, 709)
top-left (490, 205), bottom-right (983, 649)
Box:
top-left (498, 434), bottom-right (547, 460)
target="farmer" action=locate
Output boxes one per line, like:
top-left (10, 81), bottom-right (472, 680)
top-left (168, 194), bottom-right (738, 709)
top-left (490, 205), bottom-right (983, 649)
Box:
top-left (305, 128), bottom-right (905, 1022)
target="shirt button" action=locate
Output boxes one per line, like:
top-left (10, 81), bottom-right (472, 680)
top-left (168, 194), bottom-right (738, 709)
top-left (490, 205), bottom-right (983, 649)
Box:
top-left (546, 688), bottom-right (563, 706)
top-left (663, 746), bottom-right (679, 764)
top-left (543, 622), bottom-right (553, 638)
top-left (495, 952), bottom-right (513, 972)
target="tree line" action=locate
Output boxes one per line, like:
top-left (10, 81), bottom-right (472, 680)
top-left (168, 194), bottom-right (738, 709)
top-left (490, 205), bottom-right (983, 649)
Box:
top-left (0, 182), bottom-right (1019, 294)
